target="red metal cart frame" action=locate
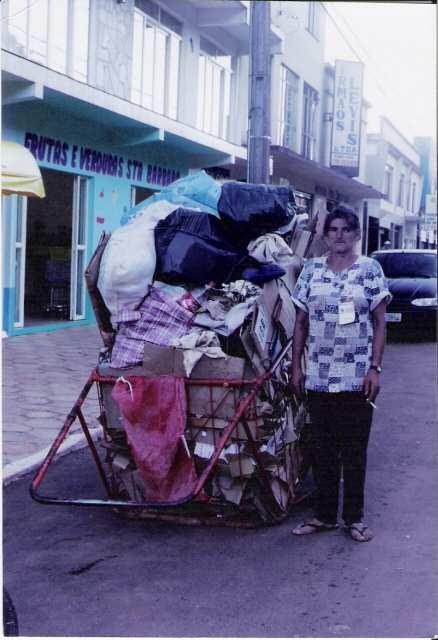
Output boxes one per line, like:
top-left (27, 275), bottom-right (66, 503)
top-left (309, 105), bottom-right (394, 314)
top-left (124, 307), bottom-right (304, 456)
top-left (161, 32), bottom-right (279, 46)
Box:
top-left (30, 338), bottom-right (310, 527)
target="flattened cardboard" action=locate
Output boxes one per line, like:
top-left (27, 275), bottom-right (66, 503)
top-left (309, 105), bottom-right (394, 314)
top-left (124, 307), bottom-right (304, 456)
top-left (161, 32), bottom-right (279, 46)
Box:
top-left (187, 416), bottom-right (258, 441)
top-left (280, 257), bottom-right (302, 294)
top-left (215, 472), bottom-right (248, 504)
top-left (306, 234), bottom-right (329, 259)
top-left (142, 341), bottom-right (246, 380)
top-left (240, 328), bottom-right (269, 375)
top-left (228, 455), bottom-right (256, 478)
top-left (291, 228), bottom-right (312, 258)
top-left (262, 279), bottom-right (296, 339)
top-left (251, 300), bottom-right (272, 357)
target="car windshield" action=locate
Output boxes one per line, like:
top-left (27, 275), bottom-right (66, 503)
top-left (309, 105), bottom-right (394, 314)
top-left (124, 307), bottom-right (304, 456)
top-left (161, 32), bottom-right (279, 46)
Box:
top-left (372, 253), bottom-right (437, 279)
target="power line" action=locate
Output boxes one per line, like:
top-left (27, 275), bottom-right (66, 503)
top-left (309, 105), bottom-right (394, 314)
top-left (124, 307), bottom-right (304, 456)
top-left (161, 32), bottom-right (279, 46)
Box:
top-left (322, 2), bottom-right (426, 137)
top-left (1, 0), bottom-right (43, 22)
top-left (321, 2), bottom-right (390, 100)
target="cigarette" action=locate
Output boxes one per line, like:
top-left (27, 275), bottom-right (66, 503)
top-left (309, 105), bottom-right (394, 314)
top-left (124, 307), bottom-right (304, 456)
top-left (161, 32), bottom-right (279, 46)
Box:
top-left (366, 399), bottom-right (377, 409)
top-left (181, 435), bottom-right (191, 457)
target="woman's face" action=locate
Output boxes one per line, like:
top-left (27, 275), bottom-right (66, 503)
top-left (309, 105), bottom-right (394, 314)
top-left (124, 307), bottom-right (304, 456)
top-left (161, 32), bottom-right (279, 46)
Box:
top-left (324, 217), bottom-right (361, 255)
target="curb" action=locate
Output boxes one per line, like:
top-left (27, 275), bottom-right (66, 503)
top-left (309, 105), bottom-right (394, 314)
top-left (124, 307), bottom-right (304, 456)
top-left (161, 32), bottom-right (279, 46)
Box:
top-left (3, 427), bottom-right (103, 486)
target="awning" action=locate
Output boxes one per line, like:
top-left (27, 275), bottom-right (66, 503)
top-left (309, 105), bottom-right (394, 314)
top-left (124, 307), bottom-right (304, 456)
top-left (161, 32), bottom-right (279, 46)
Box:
top-left (1, 140), bottom-right (45, 197)
top-left (271, 145), bottom-right (384, 202)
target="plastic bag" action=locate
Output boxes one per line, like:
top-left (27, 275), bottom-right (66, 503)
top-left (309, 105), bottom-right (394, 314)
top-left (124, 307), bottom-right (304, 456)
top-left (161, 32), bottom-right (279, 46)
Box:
top-left (154, 208), bottom-right (248, 286)
top-left (120, 170), bottom-right (221, 225)
top-left (98, 200), bottom-right (176, 324)
top-left (112, 376), bottom-right (197, 503)
top-left (218, 182), bottom-right (297, 244)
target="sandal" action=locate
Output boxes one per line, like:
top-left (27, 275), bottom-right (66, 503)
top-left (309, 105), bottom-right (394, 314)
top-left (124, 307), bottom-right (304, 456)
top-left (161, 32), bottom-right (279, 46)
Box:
top-left (292, 518), bottom-right (338, 536)
top-left (347, 522), bottom-right (374, 542)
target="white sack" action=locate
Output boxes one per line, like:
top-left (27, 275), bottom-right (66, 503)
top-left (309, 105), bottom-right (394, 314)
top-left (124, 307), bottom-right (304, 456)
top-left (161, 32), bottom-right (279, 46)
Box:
top-left (247, 233), bottom-right (294, 264)
top-left (98, 200), bottom-right (176, 325)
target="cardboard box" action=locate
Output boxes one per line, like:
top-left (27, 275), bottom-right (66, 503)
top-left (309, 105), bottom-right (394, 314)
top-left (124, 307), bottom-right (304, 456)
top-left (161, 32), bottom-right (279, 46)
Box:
top-left (142, 342), bottom-right (247, 380)
top-left (187, 382), bottom-right (259, 423)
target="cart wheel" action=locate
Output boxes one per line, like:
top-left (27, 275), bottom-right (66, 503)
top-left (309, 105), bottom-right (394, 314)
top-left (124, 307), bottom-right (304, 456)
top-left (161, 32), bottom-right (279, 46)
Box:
top-left (3, 588), bottom-right (18, 637)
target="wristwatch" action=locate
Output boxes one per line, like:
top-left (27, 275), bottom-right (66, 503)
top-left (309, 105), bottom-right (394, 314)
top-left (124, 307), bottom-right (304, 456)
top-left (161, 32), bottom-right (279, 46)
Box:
top-left (369, 365), bottom-right (382, 373)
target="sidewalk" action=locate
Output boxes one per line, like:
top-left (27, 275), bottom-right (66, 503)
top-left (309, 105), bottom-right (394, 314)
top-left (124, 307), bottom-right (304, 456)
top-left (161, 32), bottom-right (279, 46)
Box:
top-left (2, 325), bottom-right (103, 482)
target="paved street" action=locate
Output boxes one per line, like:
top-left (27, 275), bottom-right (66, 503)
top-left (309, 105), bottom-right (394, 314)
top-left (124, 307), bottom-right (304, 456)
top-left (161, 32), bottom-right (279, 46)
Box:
top-left (2, 326), bottom-right (102, 469)
top-left (3, 337), bottom-right (437, 637)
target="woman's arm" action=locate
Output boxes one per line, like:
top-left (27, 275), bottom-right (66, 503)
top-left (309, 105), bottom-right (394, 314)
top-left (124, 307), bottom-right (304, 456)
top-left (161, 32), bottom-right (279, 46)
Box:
top-left (363, 300), bottom-right (387, 402)
top-left (291, 308), bottom-right (309, 399)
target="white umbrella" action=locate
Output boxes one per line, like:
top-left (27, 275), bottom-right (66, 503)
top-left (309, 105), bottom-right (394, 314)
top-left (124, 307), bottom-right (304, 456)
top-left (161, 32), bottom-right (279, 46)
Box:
top-left (1, 140), bottom-right (45, 198)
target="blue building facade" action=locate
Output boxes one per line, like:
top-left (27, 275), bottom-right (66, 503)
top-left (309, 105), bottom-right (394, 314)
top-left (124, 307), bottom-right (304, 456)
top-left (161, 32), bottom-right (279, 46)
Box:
top-left (2, 0), bottom-right (255, 335)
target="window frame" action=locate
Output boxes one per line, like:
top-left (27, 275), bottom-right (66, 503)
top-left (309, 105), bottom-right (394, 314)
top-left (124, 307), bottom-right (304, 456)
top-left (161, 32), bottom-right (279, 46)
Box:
top-left (306, 2), bottom-right (320, 40)
top-left (278, 64), bottom-right (299, 150)
top-left (397, 172), bottom-right (405, 208)
top-left (131, 5), bottom-right (182, 118)
top-left (301, 82), bottom-right (318, 160)
top-left (383, 164), bottom-right (394, 202)
top-left (196, 37), bottom-right (233, 139)
top-left (411, 182), bottom-right (416, 213)
top-left (4, 0), bottom-right (90, 82)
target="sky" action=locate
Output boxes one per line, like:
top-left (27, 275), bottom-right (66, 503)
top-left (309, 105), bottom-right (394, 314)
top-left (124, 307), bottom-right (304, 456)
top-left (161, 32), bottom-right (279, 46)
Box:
top-left (323, 1), bottom-right (437, 143)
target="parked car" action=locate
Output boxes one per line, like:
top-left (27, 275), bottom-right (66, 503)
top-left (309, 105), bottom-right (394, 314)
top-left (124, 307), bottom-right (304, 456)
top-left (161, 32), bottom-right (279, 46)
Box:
top-left (370, 249), bottom-right (437, 338)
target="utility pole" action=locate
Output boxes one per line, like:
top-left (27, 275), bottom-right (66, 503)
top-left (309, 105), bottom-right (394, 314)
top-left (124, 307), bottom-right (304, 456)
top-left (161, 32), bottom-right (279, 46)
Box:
top-left (247, 0), bottom-right (271, 185)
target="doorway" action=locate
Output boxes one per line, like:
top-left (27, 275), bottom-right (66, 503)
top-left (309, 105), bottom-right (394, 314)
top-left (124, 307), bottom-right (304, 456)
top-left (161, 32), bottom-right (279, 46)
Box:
top-left (367, 216), bottom-right (379, 254)
top-left (18, 168), bottom-right (88, 328)
top-left (131, 185), bottom-right (156, 206)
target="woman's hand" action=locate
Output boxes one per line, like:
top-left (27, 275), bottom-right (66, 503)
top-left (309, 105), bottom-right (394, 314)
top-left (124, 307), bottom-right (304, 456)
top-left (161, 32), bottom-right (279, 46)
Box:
top-left (363, 370), bottom-right (380, 403)
top-left (291, 366), bottom-right (305, 400)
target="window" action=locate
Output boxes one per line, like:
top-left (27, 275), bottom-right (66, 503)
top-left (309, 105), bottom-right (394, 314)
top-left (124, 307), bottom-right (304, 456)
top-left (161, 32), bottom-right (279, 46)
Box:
top-left (383, 165), bottom-right (394, 202)
top-left (3, 0), bottom-right (89, 82)
top-left (406, 179), bottom-right (411, 212)
top-left (278, 65), bottom-right (299, 150)
top-left (306, 2), bottom-right (320, 39)
top-left (131, 1), bottom-right (182, 118)
top-left (397, 173), bottom-right (405, 207)
top-left (301, 82), bottom-right (318, 160)
top-left (196, 37), bottom-right (232, 139)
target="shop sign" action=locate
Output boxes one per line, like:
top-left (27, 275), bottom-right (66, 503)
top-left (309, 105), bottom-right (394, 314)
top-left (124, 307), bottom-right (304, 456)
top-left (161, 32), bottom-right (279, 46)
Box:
top-left (425, 194), bottom-right (437, 216)
top-left (23, 131), bottom-right (180, 187)
top-left (330, 60), bottom-right (363, 178)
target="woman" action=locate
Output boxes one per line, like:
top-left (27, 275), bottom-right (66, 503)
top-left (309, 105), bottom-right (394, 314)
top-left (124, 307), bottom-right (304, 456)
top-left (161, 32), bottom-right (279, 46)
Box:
top-left (290, 206), bottom-right (391, 542)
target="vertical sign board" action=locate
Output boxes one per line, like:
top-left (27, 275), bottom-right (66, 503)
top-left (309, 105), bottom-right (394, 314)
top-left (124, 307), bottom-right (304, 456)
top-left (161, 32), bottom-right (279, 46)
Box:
top-left (330, 60), bottom-right (364, 178)
top-left (424, 194), bottom-right (437, 228)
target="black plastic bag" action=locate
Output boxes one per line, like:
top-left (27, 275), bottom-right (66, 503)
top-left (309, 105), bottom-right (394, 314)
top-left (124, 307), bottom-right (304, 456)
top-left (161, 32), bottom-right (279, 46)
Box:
top-left (218, 182), bottom-right (296, 244)
top-left (154, 208), bottom-right (250, 286)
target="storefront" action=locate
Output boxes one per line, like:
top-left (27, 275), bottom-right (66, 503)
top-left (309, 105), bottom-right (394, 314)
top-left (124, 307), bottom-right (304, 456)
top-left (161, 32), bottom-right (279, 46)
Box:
top-left (2, 106), bottom-right (187, 336)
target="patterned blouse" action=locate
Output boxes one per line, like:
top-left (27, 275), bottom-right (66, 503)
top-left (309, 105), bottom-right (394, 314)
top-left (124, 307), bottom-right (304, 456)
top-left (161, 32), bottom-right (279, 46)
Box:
top-left (292, 255), bottom-right (392, 393)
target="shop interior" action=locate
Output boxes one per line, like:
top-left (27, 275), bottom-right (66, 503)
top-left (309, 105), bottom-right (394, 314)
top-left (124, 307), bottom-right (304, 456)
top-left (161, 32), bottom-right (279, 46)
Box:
top-left (24, 169), bottom-right (74, 326)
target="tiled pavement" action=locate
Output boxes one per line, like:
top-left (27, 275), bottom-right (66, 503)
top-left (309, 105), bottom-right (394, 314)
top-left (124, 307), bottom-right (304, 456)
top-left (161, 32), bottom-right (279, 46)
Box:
top-left (2, 325), bottom-right (103, 479)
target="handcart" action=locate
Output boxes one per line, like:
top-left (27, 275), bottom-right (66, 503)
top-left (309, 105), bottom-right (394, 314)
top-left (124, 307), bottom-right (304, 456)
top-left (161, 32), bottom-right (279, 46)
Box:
top-left (30, 338), bottom-right (312, 528)
top-left (30, 232), bottom-right (313, 528)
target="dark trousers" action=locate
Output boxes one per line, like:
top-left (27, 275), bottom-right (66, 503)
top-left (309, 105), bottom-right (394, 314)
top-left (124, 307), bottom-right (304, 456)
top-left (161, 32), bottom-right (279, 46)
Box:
top-left (307, 391), bottom-right (373, 526)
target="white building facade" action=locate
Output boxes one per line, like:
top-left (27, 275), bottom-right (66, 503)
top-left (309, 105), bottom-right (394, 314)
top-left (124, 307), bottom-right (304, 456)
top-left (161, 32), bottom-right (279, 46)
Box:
top-left (364, 117), bottom-right (423, 253)
top-left (414, 136), bottom-right (437, 249)
top-left (2, 0), bottom-right (380, 336)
